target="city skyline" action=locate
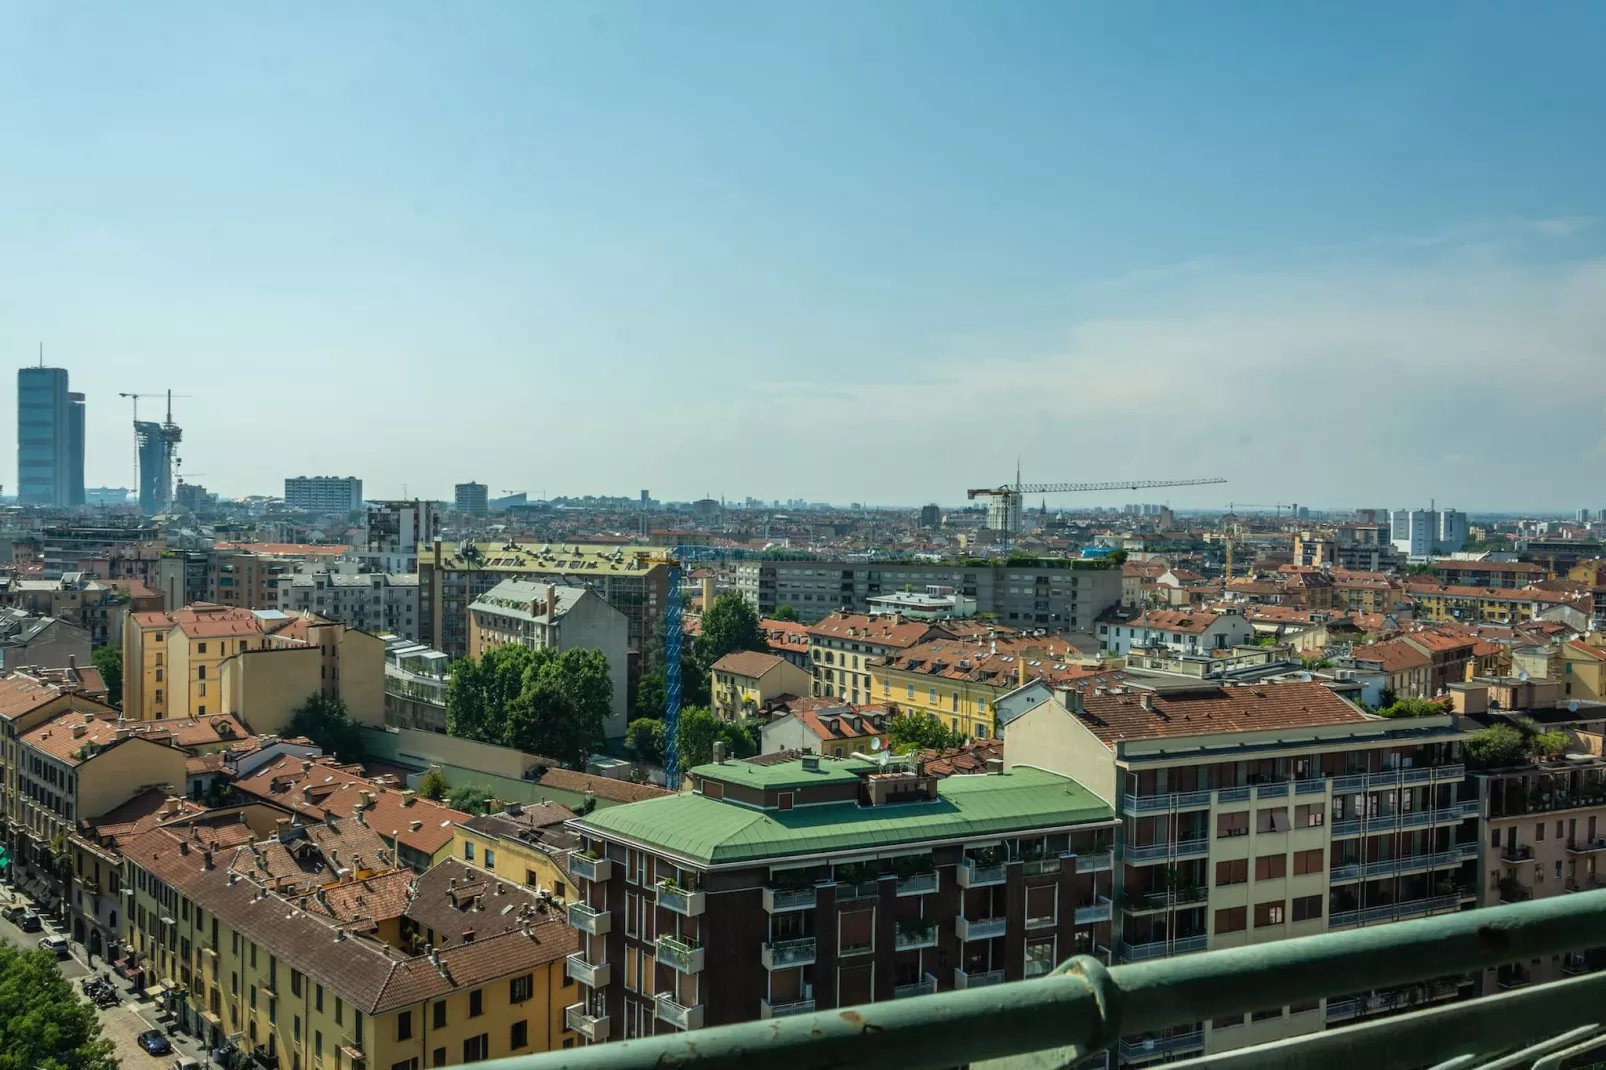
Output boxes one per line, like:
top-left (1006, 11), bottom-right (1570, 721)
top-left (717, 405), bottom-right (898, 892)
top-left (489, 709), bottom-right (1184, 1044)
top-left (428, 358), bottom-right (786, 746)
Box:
top-left (2, 4), bottom-right (1604, 506)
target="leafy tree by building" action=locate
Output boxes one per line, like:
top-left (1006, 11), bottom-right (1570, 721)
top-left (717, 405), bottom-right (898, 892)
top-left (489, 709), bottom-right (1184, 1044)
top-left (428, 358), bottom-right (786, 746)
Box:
top-left (446, 644), bottom-right (535, 742)
top-left (771, 604), bottom-right (799, 622)
top-left (693, 592), bottom-right (766, 674)
top-left (91, 646), bottom-right (122, 706)
top-left (417, 769), bottom-right (448, 801)
top-left (446, 785), bottom-right (494, 815)
top-left (627, 718), bottom-right (666, 765)
top-left (0, 944), bottom-right (117, 1070)
top-left (288, 693), bottom-right (366, 762)
top-left (888, 713), bottom-right (967, 753)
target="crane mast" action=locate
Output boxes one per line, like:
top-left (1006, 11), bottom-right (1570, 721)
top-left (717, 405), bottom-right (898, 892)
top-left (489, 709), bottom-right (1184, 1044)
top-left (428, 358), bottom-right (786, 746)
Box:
top-left (966, 476), bottom-right (1227, 550)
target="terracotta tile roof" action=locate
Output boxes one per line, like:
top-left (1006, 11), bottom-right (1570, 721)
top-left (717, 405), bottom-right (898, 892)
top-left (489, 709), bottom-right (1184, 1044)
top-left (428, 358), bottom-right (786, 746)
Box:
top-left (461, 802), bottom-right (579, 858)
top-left (1095, 608), bottom-right (1228, 634)
top-left (20, 711), bottom-right (142, 766)
top-left (130, 603), bottom-right (266, 634)
top-left (804, 612), bottom-right (934, 648)
top-left (403, 858), bottom-right (559, 946)
top-left (920, 739), bottom-right (1004, 776)
top-left (227, 820), bottom-right (395, 895)
top-left (214, 543), bottom-right (352, 557)
top-left (710, 650), bottom-right (788, 679)
top-left (372, 919), bottom-right (576, 1011)
top-left (0, 673), bottom-right (73, 721)
top-left (760, 620), bottom-right (811, 654)
top-left (132, 714), bottom-right (253, 750)
top-left (1566, 640), bottom-right (1606, 662)
top-left (1066, 680), bottom-right (1370, 746)
top-left (81, 788), bottom-right (206, 843)
top-left (1403, 582), bottom-right (1589, 605)
top-left (298, 869), bottom-right (415, 931)
top-left (232, 758), bottom-right (469, 856)
top-left (882, 634), bottom-right (1096, 689)
top-left (1402, 630), bottom-right (1477, 654)
top-left (532, 767), bottom-right (671, 804)
top-left (791, 707), bottom-right (883, 744)
top-left (1350, 639), bottom-right (1434, 674)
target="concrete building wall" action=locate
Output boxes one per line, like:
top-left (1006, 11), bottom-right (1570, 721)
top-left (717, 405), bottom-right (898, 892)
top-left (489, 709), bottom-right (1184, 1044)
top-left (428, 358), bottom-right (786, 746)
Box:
top-left (222, 647), bottom-right (322, 735)
top-left (79, 738), bottom-right (187, 823)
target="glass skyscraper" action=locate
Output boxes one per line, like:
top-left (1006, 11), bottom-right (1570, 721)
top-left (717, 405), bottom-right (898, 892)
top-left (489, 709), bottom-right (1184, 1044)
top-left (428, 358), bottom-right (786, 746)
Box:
top-left (16, 366), bottom-right (83, 506)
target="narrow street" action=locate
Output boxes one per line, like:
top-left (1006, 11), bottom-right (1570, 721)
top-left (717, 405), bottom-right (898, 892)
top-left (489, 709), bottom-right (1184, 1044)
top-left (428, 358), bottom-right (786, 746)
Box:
top-left (0, 885), bottom-right (213, 1067)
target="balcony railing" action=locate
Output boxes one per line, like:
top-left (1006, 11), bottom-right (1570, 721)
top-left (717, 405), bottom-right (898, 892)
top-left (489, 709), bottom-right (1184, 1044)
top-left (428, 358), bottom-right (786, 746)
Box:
top-left (568, 851), bottom-right (612, 884)
top-left (893, 973), bottom-right (938, 999)
top-left (956, 858), bottom-right (1007, 888)
top-left (954, 967), bottom-right (1005, 990)
top-left (1120, 789), bottom-right (1212, 814)
top-left (764, 886), bottom-right (818, 912)
top-left (563, 1003), bottom-right (609, 1043)
top-left (955, 915), bottom-right (1008, 942)
top-left (219, 890), bottom-right (1606, 1070)
top-left (1117, 1029), bottom-right (1204, 1059)
top-left (657, 934), bottom-right (706, 973)
top-left (1330, 894), bottom-right (1461, 930)
top-left (1567, 838), bottom-right (1606, 855)
top-left (760, 997), bottom-right (816, 1019)
top-left (1217, 786), bottom-right (1251, 803)
top-left (1118, 934), bottom-right (1208, 962)
top-left (1074, 851), bottom-right (1114, 874)
top-left (565, 954), bottom-right (610, 988)
top-left (1074, 898), bottom-right (1113, 925)
top-left (1122, 839), bottom-right (1208, 864)
top-left (896, 872), bottom-right (939, 897)
top-left (1501, 844), bottom-right (1535, 863)
top-left (656, 880), bottom-right (707, 917)
top-left (1022, 855), bottom-right (1062, 876)
top-left (762, 937), bottom-right (817, 969)
top-left (895, 922), bottom-right (939, 951)
top-left (654, 994), bottom-right (704, 1031)
top-left (1256, 781), bottom-right (1290, 799)
top-left (566, 901), bottom-right (611, 936)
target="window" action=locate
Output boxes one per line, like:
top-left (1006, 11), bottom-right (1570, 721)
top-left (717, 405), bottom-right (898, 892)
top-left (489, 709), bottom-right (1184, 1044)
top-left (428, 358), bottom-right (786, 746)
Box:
top-left (432, 1051), bottom-right (446, 1068)
top-left (1292, 895), bottom-right (1323, 922)
top-left (1252, 1008), bottom-right (1283, 1022)
top-left (511, 1020), bottom-right (529, 1049)
top-left (1254, 901), bottom-right (1285, 927)
top-left (197, 665), bottom-right (207, 680)
top-left (510, 973), bottom-right (533, 1004)
top-left (1213, 1013), bottom-right (1245, 1030)
top-left (1214, 906), bottom-right (1247, 934)
top-left (315, 984), bottom-right (323, 1013)
top-left (433, 1001), bottom-right (447, 1029)
top-left (397, 1011), bottom-right (413, 1040)
top-left (1255, 854), bottom-right (1286, 881)
top-left (1215, 859), bottom-right (1248, 886)
top-left (1295, 802), bottom-right (1324, 827)
top-left (1293, 848), bottom-right (1323, 875)
top-left (294, 1016), bottom-right (301, 1042)
top-left (1024, 939), bottom-right (1056, 977)
top-left (1537, 822), bottom-right (1545, 842)
top-left (1257, 807), bottom-right (1290, 833)
top-left (469, 988), bottom-right (483, 1018)
top-left (197, 642), bottom-right (207, 654)
top-left (335, 996), bottom-right (343, 1025)
top-left (1217, 811), bottom-right (1249, 838)
top-left (315, 1032), bottom-right (322, 1060)
top-left (464, 842), bottom-right (476, 861)
top-left (484, 848), bottom-right (496, 869)
top-left (463, 1034), bottom-right (489, 1063)
top-left (291, 970), bottom-right (302, 997)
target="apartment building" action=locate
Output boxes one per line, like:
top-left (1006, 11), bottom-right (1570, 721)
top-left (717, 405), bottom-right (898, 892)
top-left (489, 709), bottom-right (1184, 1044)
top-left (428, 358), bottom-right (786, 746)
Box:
top-left (731, 558), bottom-right (1123, 631)
top-left (1003, 680), bottom-right (1476, 1064)
top-left (384, 637), bottom-right (451, 733)
top-left (1405, 582), bottom-right (1592, 626)
top-left (365, 500), bottom-right (441, 572)
top-left (456, 483), bottom-right (489, 518)
top-left (1095, 608), bottom-right (1255, 657)
top-left (419, 543), bottom-right (668, 700)
top-left (276, 570), bottom-right (422, 641)
top-left (119, 826), bottom-right (579, 1065)
top-left (872, 633), bottom-right (1098, 741)
top-left (284, 475), bottom-right (364, 514)
top-left (805, 613), bottom-right (937, 704)
top-left (1432, 560), bottom-right (1549, 589)
top-left (468, 579), bottom-right (630, 739)
top-left (565, 752), bottom-right (1117, 1041)
top-left (709, 652), bottom-right (812, 720)
top-left (452, 801), bottom-right (578, 901)
top-left (1345, 640), bottom-right (1433, 700)
top-left (1330, 570), bottom-right (1399, 614)
top-left (759, 705), bottom-right (884, 759)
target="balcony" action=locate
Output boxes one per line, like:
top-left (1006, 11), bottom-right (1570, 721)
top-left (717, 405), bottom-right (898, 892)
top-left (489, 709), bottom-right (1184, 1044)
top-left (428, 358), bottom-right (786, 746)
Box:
top-left (654, 995), bottom-right (704, 1031)
top-left (1118, 934), bottom-right (1208, 962)
top-left (1256, 781), bottom-right (1290, 799)
top-left (1329, 895), bottom-right (1461, 930)
top-left (764, 886), bottom-right (817, 912)
top-left (1074, 851), bottom-right (1114, 874)
top-left (657, 934), bottom-right (706, 974)
top-left (761, 997), bottom-right (816, 1018)
top-left (955, 915), bottom-right (1007, 942)
top-left (893, 973), bottom-right (938, 999)
top-left (564, 1003), bottom-right (609, 1043)
top-left (1023, 856), bottom-right (1062, 877)
top-left (1075, 898), bottom-right (1113, 925)
top-left (1567, 838), bottom-right (1606, 855)
top-left (656, 880), bottom-right (706, 917)
top-left (896, 872), bottom-right (939, 897)
top-left (565, 954), bottom-right (611, 988)
top-left (1294, 778), bottom-right (1327, 795)
top-left (955, 967), bottom-right (1005, 989)
top-left (895, 920), bottom-right (939, 951)
top-left (566, 901), bottom-right (612, 936)
top-left (475, 890), bottom-right (1606, 1070)
top-left (1501, 844), bottom-right (1534, 864)
top-left (836, 881), bottom-right (882, 902)
top-left (1217, 786), bottom-right (1251, 803)
top-left (762, 937), bottom-right (817, 969)
top-left (1117, 1030), bottom-right (1204, 1060)
top-left (956, 858), bottom-right (1007, 888)
top-left (568, 852), bottom-right (612, 884)
top-left (1331, 818), bottom-right (1361, 837)
top-left (1122, 839), bottom-right (1209, 864)
top-left (1121, 790), bottom-right (1212, 814)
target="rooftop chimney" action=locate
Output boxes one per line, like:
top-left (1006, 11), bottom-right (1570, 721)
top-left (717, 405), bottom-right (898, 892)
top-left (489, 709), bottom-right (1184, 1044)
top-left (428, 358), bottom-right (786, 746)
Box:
top-left (985, 757), bottom-right (1004, 775)
top-left (713, 741), bottom-right (727, 764)
top-left (1140, 693), bottom-right (1155, 713)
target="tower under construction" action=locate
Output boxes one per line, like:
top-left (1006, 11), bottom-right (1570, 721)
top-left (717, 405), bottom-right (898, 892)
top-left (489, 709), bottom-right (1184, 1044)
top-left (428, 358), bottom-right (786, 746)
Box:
top-left (135, 392), bottom-right (182, 514)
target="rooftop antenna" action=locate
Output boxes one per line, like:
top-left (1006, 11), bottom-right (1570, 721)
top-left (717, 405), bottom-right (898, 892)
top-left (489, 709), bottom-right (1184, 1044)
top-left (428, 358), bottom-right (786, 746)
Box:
top-left (37, 342), bottom-right (43, 367)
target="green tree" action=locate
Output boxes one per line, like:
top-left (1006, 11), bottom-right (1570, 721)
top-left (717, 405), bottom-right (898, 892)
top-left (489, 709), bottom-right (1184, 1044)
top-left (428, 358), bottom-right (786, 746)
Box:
top-left (694, 592), bottom-right (765, 671)
top-left (1532, 730), bottom-right (1570, 759)
top-left (676, 705), bottom-right (724, 768)
top-left (446, 785), bottom-right (494, 815)
top-left (626, 718), bottom-right (666, 764)
top-left (1465, 724), bottom-right (1527, 769)
top-left (635, 668), bottom-right (667, 719)
top-left (888, 713), bottom-right (967, 753)
top-left (0, 944), bottom-right (117, 1070)
top-left (288, 693), bottom-right (366, 762)
top-left (446, 644), bottom-right (536, 743)
top-left (417, 770), bottom-right (448, 801)
top-left (90, 646), bottom-right (122, 706)
top-left (1378, 697), bottom-right (1451, 719)
top-left (771, 604), bottom-right (799, 622)
top-left (503, 648), bottom-right (613, 766)
top-left (1407, 563), bottom-right (1436, 576)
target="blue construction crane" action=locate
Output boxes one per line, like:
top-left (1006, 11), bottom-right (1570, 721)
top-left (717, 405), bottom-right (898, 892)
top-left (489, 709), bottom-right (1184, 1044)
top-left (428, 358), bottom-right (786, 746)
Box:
top-left (660, 545), bottom-right (731, 789)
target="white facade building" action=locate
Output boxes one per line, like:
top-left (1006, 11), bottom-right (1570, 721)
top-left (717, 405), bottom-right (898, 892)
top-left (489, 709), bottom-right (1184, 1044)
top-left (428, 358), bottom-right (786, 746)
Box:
top-left (283, 475), bottom-right (363, 514)
top-left (1390, 508), bottom-right (1467, 556)
top-left (273, 568), bottom-right (421, 640)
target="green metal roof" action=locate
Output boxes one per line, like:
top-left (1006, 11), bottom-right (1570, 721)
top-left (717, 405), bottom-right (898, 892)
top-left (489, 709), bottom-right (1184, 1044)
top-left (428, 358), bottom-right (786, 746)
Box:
top-left (573, 765), bottom-right (1114, 867)
top-left (689, 756), bottom-right (877, 790)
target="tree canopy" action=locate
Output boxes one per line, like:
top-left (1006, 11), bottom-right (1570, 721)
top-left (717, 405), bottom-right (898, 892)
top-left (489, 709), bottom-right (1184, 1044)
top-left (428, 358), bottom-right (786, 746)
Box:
top-left (695, 592), bottom-right (766, 670)
top-left (1465, 717), bottom-right (1572, 769)
top-left (447, 644), bottom-right (613, 766)
top-left (288, 693), bottom-right (367, 762)
top-left (628, 707), bottom-right (759, 769)
top-left (771, 604), bottom-right (800, 623)
top-left (1378, 697), bottom-right (1452, 719)
top-left (446, 785), bottom-right (494, 815)
top-left (0, 945), bottom-right (117, 1070)
top-left (417, 770), bottom-right (448, 801)
top-left (888, 713), bottom-right (967, 754)
top-left (90, 646), bottom-right (122, 706)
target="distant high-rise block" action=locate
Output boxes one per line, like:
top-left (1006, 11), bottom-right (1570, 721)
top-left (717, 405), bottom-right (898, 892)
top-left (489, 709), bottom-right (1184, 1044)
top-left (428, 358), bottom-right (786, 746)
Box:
top-left (283, 476), bottom-right (364, 514)
top-left (455, 482), bottom-right (488, 517)
top-left (17, 366), bottom-right (77, 506)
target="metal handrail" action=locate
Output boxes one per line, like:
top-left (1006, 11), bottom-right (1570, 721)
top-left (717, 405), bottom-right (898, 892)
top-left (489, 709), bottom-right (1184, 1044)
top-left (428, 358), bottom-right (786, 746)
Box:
top-left (469, 891), bottom-right (1606, 1070)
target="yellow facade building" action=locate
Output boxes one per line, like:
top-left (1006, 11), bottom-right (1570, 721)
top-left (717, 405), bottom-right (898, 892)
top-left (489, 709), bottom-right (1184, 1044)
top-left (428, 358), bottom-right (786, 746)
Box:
top-left (708, 651), bottom-right (812, 720)
top-left (870, 634), bottom-right (1092, 741)
top-left (452, 802), bottom-right (577, 900)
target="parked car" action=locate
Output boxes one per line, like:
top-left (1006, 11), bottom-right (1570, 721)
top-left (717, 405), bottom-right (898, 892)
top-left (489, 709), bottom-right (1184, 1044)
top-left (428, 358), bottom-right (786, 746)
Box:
top-left (171, 1059), bottom-right (203, 1070)
top-left (137, 1031), bottom-right (172, 1056)
top-left (0, 904), bottom-right (27, 924)
top-left (15, 911), bottom-right (42, 933)
top-left (37, 934), bottom-right (69, 958)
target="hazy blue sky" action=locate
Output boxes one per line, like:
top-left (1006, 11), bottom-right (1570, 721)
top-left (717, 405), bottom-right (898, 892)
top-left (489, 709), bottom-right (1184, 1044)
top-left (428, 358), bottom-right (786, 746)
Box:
top-left (2, 2), bottom-right (1604, 509)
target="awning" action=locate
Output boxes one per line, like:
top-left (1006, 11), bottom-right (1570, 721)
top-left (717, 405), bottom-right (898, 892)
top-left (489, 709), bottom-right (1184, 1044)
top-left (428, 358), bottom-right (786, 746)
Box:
top-left (156, 979), bottom-right (178, 993)
top-left (0, 847), bottom-right (11, 870)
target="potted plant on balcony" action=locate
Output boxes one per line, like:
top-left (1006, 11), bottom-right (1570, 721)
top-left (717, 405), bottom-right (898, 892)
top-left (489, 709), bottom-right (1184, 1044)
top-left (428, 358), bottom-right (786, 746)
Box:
top-left (972, 846), bottom-right (1005, 867)
top-left (896, 916), bottom-right (936, 943)
top-left (1498, 875), bottom-right (1530, 903)
top-left (835, 861), bottom-right (878, 890)
top-left (771, 868), bottom-right (817, 893)
top-left (892, 854), bottom-right (935, 881)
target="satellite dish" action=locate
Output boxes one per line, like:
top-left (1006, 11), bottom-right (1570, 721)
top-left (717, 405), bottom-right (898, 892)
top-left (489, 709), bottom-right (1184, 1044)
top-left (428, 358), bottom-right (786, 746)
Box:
top-left (870, 737), bottom-right (881, 751)
top-left (1519, 671), bottom-right (1530, 682)
top-left (1570, 700), bottom-right (1580, 713)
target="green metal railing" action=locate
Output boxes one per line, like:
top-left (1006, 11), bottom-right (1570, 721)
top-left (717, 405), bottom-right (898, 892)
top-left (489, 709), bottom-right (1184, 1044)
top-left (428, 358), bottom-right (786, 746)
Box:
top-left (475, 890), bottom-right (1606, 1070)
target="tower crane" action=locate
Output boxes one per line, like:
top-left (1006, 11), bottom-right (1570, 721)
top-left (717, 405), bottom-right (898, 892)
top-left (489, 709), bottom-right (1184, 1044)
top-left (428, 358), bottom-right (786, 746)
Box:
top-left (118, 391), bottom-right (193, 508)
top-left (652, 544), bottom-right (730, 790)
top-left (966, 476), bottom-right (1228, 550)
